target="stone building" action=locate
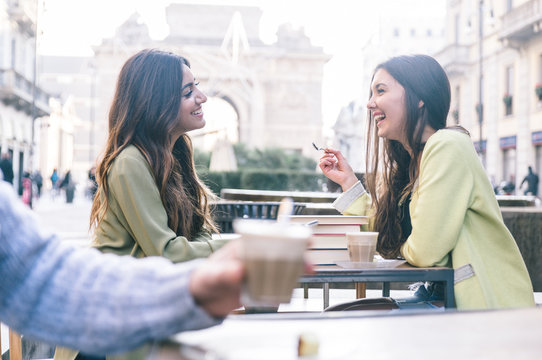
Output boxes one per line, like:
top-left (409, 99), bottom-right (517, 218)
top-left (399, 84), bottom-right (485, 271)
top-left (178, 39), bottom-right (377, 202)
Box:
top-left (41, 4), bottom-right (330, 175)
top-left (39, 55), bottom-right (97, 185)
top-left (0, 0), bottom-right (51, 192)
top-left (435, 0), bottom-right (542, 195)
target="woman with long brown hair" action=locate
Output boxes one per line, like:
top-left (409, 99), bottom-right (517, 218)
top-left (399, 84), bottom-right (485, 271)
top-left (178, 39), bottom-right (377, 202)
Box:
top-left (55, 48), bottom-right (227, 360)
top-left (320, 54), bottom-right (534, 310)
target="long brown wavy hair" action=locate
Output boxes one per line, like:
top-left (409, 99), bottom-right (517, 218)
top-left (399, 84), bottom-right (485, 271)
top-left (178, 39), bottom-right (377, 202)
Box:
top-left (90, 49), bottom-right (217, 240)
top-left (365, 55), bottom-right (450, 258)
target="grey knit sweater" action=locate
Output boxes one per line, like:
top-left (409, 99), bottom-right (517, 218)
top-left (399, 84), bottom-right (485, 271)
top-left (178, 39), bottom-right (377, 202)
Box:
top-left (0, 182), bottom-right (219, 354)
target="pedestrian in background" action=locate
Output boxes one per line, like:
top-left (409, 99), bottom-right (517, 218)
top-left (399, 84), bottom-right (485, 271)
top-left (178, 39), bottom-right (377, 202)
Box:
top-left (50, 168), bottom-right (59, 198)
top-left (0, 152), bottom-right (14, 185)
top-left (59, 170), bottom-right (75, 203)
top-left (87, 166), bottom-right (98, 199)
top-left (32, 170), bottom-right (43, 199)
top-left (21, 171), bottom-right (32, 208)
top-left (520, 166), bottom-right (539, 196)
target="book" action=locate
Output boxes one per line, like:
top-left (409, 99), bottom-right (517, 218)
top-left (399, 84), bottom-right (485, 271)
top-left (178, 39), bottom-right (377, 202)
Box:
top-left (311, 224), bottom-right (363, 234)
top-left (306, 249), bottom-right (349, 265)
top-left (287, 215), bottom-right (368, 226)
top-left (309, 234), bottom-right (348, 249)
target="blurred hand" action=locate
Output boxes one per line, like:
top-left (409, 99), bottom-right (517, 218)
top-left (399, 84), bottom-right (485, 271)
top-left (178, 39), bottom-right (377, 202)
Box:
top-left (318, 148), bottom-right (358, 191)
top-left (189, 241), bottom-right (244, 318)
top-left (189, 239), bottom-right (315, 317)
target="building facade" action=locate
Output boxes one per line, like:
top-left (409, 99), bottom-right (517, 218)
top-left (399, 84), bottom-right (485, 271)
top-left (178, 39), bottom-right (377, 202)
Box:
top-left (39, 55), bottom-right (95, 186)
top-left (0, 0), bottom-right (51, 192)
top-left (436, 0), bottom-right (542, 195)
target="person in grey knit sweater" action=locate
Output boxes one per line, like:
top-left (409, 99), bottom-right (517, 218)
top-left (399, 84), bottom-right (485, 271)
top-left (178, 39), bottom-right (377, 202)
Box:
top-left (0, 181), bottom-right (243, 355)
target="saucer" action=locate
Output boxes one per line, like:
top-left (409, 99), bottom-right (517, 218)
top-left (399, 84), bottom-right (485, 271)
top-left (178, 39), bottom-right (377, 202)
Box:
top-left (335, 259), bottom-right (406, 269)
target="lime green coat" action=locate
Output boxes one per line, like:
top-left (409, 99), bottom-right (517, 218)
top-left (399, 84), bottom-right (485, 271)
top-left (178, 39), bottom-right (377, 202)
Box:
top-left (335, 129), bottom-right (534, 310)
top-left (92, 145), bottom-right (226, 259)
top-left (54, 145), bottom-right (226, 360)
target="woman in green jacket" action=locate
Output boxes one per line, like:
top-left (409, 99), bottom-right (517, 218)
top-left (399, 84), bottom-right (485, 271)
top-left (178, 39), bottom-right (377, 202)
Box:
top-left (319, 54), bottom-right (534, 310)
top-left (55, 49), bottom-right (227, 360)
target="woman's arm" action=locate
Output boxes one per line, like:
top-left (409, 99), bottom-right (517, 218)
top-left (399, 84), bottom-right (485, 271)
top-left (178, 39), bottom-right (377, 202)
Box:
top-left (107, 150), bottom-right (224, 262)
top-left (400, 133), bottom-right (473, 267)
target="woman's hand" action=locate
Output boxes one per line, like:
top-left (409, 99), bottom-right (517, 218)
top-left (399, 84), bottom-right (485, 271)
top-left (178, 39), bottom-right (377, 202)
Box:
top-left (189, 241), bottom-right (244, 318)
top-left (189, 239), bottom-right (314, 317)
top-left (318, 148), bottom-right (358, 192)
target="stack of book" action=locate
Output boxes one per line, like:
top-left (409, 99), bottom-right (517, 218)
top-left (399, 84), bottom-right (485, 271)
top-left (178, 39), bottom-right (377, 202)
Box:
top-left (288, 215), bottom-right (369, 265)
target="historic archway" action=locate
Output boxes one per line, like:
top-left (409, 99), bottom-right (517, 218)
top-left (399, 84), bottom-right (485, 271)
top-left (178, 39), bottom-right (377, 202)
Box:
top-left (192, 95), bottom-right (239, 151)
top-left (92, 4), bottom-right (330, 158)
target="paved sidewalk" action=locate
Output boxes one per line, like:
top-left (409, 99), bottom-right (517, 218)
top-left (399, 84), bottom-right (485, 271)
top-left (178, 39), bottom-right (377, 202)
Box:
top-left (32, 190), bottom-right (93, 247)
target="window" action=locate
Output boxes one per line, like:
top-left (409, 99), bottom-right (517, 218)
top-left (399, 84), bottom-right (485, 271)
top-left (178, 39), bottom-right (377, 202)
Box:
top-left (453, 86), bottom-right (460, 124)
top-left (454, 14), bottom-right (460, 43)
top-left (393, 28), bottom-right (400, 37)
top-left (506, 0), bottom-right (513, 12)
top-left (11, 38), bottom-right (16, 69)
top-left (502, 148), bottom-right (516, 186)
top-left (505, 65), bottom-right (514, 116)
top-left (536, 146), bottom-right (542, 195)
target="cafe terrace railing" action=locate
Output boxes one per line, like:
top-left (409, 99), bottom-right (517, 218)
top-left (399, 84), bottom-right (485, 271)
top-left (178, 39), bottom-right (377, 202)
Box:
top-left (219, 189), bottom-right (542, 291)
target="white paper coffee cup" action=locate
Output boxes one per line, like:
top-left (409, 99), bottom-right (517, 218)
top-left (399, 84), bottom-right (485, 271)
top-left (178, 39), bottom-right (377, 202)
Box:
top-left (234, 219), bottom-right (311, 306)
top-left (346, 232), bottom-right (378, 262)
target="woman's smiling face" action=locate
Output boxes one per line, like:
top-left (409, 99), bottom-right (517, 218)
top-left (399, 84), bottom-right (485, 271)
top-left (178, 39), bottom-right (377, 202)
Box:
top-left (367, 68), bottom-right (407, 144)
top-left (175, 64), bottom-right (207, 136)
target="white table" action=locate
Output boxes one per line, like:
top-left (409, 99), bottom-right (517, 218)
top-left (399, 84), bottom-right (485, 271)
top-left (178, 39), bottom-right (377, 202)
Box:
top-left (155, 307), bottom-right (542, 360)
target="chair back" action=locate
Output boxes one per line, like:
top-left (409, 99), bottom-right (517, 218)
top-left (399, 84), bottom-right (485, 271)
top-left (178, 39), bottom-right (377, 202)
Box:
top-left (211, 201), bottom-right (306, 233)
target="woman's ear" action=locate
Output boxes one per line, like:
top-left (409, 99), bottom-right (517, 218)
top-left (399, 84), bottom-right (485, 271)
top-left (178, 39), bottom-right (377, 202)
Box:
top-left (418, 100), bottom-right (424, 108)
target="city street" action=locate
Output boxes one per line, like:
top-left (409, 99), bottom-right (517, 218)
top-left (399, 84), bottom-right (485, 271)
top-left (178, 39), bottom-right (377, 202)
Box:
top-left (32, 189), bottom-right (93, 247)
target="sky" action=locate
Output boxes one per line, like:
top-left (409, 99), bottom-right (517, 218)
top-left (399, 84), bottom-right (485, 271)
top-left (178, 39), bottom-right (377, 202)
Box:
top-left (38, 0), bottom-right (446, 135)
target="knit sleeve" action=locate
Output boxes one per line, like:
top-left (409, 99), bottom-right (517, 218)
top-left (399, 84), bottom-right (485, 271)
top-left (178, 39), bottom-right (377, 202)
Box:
top-left (0, 183), bottom-right (220, 354)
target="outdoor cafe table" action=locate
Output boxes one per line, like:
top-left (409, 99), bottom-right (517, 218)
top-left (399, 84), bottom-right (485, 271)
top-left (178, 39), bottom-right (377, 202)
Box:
top-left (298, 264), bottom-right (455, 309)
top-left (152, 307), bottom-right (542, 359)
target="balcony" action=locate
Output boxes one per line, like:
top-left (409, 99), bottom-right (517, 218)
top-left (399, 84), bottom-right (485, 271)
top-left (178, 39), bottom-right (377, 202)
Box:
top-left (499, 0), bottom-right (542, 45)
top-left (7, 0), bottom-right (36, 37)
top-left (434, 43), bottom-right (470, 77)
top-left (0, 69), bottom-right (51, 117)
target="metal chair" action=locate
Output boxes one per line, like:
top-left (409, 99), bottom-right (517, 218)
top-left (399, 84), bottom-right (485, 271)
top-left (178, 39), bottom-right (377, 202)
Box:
top-left (211, 201), bottom-right (306, 233)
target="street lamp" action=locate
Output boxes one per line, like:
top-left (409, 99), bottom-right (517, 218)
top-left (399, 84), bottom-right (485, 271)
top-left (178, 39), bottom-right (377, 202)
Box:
top-left (478, 0), bottom-right (484, 164)
top-left (89, 61), bottom-right (96, 164)
top-left (30, 0), bottom-right (40, 171)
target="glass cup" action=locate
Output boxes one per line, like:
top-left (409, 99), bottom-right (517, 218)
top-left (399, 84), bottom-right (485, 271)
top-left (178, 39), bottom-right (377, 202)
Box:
top-left (346, 232), bottom-right (378, 262)
top-left (233, 219), bottom-right (311, 307)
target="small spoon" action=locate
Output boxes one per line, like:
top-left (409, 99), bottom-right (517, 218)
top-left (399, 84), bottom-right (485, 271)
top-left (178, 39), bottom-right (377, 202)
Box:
top-left (312, 142), bottom-right (326, 151)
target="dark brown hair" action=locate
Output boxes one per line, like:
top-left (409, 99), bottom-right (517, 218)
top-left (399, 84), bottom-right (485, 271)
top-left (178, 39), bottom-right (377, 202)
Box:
top-left (90, 49), bottom-right (217, 240)
top-left (365, 55), bottom-right (450, 258)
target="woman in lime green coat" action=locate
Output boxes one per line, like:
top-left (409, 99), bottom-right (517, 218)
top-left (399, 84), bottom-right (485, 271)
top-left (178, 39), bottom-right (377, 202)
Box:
top-left (319, 55), bottom-right (534, 310)
top-left (55, 49), bottom-right (228, 360)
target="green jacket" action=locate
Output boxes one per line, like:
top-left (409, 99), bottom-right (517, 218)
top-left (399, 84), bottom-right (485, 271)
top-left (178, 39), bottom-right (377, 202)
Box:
top-left (334, 129), bottom-right (534, 310)
top-left (92, 145), bottom-right (226, 260)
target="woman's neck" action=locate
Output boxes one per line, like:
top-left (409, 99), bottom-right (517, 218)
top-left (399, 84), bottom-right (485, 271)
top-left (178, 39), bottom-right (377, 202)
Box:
top-left (402, 125), bottom-right (436, 157)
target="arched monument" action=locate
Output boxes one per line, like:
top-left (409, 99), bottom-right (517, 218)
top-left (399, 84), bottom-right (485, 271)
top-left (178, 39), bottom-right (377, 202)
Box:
top-left (91, 4), bottom-right (330, 159)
